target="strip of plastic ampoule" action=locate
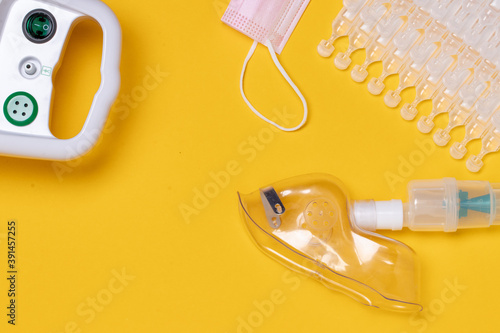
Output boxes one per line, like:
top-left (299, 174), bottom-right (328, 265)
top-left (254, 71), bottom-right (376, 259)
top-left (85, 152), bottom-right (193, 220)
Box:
top-left (333, 0), bottom-right (389, 65)
top-left (433, 61), bottom-right (496, 147)
top-left (317, 0), bottom-right (374, 57)
top-left (451, 93), bottom-right (500, 160)
top-left (334, 11), bottom-right (385, 69)
top-left (434, 81), bottom-right (494, 148)
top-left (367, 11), bottom-right (434, 95)
top-left (351, 39), bottom-right (388, 82)
top-left (457, 60), bottom-right (497, 108)
top-left (412, 0), bottom-right (431, 7)
top-left (401, 34), bottom-right (464, 121)
top-left (335, 0), bottom-right (413, 70)
top-left (428, 0), bottom-right (464, 22)
top-left (479, 25), bottom-right (500, 67)
top-left (460, 2), bottom-right (496, 49)
top-left (418, 47), bottom-right (481, 132)
top-left (445, 0), bottom-right (485, 36)
top-left (351, 7), bottom-right (430, 83)
top-left (384, 21), bottom-right (448, 108)
top-left (350, 6), bottom-right (428, 83)
top-left (467, 111), bottom-right (500, 172)
top-left (417, 0), bottom-right (497, 66)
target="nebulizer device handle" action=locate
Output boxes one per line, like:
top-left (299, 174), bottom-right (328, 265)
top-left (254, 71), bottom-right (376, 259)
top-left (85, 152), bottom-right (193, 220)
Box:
top-left (353, 178), bottom-right (500, 232)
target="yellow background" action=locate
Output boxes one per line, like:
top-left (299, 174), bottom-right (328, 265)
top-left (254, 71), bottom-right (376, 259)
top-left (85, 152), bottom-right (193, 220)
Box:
top-left (1, 0), bottom-right (500, 332)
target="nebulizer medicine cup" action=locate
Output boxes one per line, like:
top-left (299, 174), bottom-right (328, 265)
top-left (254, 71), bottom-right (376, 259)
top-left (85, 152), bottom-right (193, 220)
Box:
top-left (493, 183), bottom-right (500, 225)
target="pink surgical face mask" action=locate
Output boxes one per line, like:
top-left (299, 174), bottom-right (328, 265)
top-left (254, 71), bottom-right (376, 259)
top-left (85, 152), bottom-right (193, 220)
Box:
top-left (222, 0), bottom-right (311, 131)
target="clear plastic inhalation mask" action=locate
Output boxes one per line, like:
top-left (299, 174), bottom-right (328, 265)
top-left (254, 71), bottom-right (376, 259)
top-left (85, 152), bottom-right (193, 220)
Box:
top-left (238, 174), bottom-right (422, 312)
top-left (222, 0), bottom-right (310, 131)
top-left (239, 173), bottom-right (500, 312)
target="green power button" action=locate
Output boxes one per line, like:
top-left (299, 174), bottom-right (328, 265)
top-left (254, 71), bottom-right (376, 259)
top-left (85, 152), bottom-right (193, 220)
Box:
top-left (23, 9), bottom-right (57, 43)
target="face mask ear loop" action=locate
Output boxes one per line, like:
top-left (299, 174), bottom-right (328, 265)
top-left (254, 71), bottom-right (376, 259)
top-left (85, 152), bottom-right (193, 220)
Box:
top-left (239, 40), bottom-right (308, 132)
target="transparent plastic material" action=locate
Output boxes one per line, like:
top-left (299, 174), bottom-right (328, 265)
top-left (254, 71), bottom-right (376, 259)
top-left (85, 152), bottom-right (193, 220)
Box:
top-left (405, 178), bottom-right (500, 231)
top-left (353, 178), bottom-right (500, 232)
top-left (238, 174), bottom-right (422, 312)
top-left (319, 0), bottom-right (500, 172)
